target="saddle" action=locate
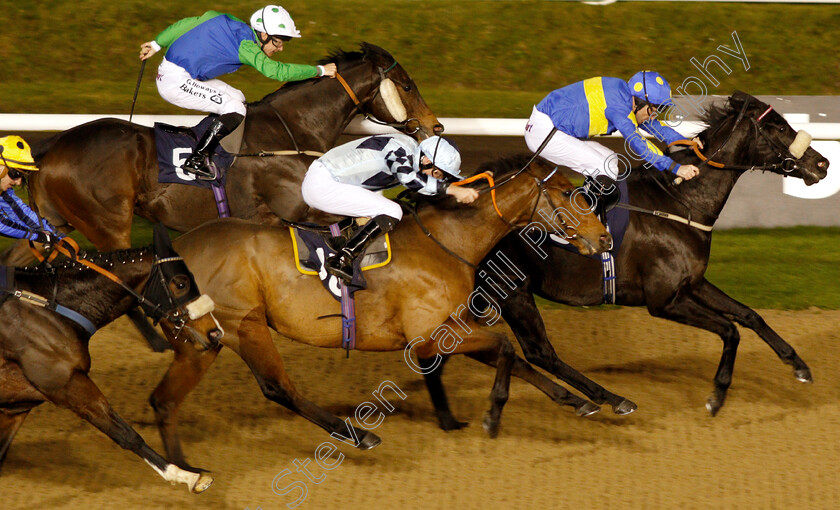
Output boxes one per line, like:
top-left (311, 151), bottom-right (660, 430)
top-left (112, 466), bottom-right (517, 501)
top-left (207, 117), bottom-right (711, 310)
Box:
top-left (154, 115), bottom-right (237, 189)
top-left (287, 218), bottom-right (392, 301)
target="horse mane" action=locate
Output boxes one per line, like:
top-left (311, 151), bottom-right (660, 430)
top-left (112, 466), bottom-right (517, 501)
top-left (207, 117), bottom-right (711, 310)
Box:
top-left (18, 247), bottom-right (152, 275)
top-left (251, 42), bottom-right (388, 105)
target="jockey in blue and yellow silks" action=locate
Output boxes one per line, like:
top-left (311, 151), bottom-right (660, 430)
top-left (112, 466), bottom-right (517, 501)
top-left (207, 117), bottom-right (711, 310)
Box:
top-left (524, 71), bottom-right (701, 199)
top-left (0, 136), bottom-right (64, 245)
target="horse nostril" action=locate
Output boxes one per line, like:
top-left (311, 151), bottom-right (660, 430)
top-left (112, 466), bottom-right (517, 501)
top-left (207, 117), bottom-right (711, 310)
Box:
top-left (600, 234), bottom-right (613, 250)
top-left (819, 159), bottom-right (828, 168)
top-left (209, 328), bottom-right (223, 341)
top-left (433, 123), bottom-right (444, 135)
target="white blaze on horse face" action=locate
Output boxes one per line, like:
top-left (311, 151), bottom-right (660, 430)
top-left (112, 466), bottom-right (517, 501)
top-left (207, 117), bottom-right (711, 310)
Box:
top-left (185, 294), bottom-right (215, 320)
top-left (379, 78), bottom-right (408, 122)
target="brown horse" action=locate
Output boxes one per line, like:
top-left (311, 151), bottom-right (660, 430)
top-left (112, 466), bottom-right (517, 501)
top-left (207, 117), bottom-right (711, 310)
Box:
top-left (22, 43), bottom-right (441, 253)
top-left (0, 226), bottom-right (224, 492)
top-left (146, 157), bottom-right (611, 471)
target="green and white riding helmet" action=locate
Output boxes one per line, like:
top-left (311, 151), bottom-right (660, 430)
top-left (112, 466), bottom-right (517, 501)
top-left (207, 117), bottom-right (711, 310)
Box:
top-left (250, 4), bottom-right (301, 38)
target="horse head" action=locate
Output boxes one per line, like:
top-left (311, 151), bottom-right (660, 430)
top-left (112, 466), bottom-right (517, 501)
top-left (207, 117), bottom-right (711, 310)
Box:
top-left (144, 224), bottom-right (224, 350)
top-left (325, 43), bottom-right (443, 139)
top-left (475, 155), bottom-right (612, 256)
top-left (696, 91), bottom-right (828, 185)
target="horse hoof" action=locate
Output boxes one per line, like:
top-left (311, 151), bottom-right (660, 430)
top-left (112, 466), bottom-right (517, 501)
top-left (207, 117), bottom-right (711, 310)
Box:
top-left (794, 368), bottom-right (813, 384)
top-left (439, 417), bottom-right (470, 431)
top-left (706, 397), bottom-right (722, 417)
top-left (358, 432), bottom-right (381, 450)
top-left (191, 472), bottom-right (214, 494)
top-left (575, 402), bottom-right (601, 417)
top-left (482, 411), bottom-right (500, 439)
top-left (612, 399), bottom-right (637, 415)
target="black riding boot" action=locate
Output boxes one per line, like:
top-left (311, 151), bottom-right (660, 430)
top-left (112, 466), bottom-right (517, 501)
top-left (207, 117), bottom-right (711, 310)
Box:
top-left (326, 215), bottom-right (397, 283)
top-left (583, 175), bottom-right (620, 219)
top-left (182, 113), bottom-right (244, 180)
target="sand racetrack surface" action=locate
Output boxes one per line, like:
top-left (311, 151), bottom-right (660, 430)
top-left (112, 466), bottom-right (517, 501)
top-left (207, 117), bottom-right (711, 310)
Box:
top-left (2, 306), bottom-right (839, 510)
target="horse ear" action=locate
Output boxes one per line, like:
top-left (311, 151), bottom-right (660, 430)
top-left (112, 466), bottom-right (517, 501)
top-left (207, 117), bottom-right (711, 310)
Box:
top-left (729, 90), bottom-right (755, 109)
top-left (152, 223), bottom-right (176, 258)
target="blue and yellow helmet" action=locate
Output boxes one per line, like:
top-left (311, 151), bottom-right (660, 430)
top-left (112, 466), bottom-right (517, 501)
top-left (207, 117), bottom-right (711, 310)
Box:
top-left (628, 71), bottom-right (673, 108)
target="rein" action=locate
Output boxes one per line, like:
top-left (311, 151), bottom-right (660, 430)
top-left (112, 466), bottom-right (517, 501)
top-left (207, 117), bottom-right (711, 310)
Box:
top-left (405, 167), bottom-right (573, 268)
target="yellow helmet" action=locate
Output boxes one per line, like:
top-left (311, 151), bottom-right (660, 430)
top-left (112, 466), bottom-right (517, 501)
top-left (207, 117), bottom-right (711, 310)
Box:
top-left (0, 135), bottom-right (39, 178)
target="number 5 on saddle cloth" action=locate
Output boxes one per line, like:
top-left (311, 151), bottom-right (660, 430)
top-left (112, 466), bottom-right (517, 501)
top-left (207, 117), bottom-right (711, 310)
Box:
top-left (154, 115), bottom-right (237, 189)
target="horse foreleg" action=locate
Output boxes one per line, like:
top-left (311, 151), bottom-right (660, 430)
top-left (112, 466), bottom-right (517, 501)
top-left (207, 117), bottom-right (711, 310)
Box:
top-left (417, 355), bottom-right (469, 431)
top-left (467, 351), bottom-right (601, 417)
top-left (648, 295), bottom-right (741, 416)
top-left (0, 410), bottom-right (30, 472)
top-left (44, 370), bottom-right (213, 493)
top-left (414, 325), bottom-right (514, 438)
top-left (693, 278), bottom-right (812, 383)
top-left (501, 288), bottom-right (637, 415)
top-left (150, 342), bottom-right (221, 470)
top-left (235, 310), bottom-right (380, 449)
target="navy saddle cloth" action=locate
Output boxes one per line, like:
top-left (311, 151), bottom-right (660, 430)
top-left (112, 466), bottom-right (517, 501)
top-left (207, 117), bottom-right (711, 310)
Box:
top-left (154, 115), bottom-right (235, 189)
top-left (294, 226), bottom-right (369, 301)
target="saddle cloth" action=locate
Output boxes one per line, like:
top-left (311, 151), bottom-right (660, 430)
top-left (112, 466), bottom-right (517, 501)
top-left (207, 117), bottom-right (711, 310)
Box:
top-left (289, 222), bottom-right (391, 301)
top-left (154, 115), bottom-right (235, 189)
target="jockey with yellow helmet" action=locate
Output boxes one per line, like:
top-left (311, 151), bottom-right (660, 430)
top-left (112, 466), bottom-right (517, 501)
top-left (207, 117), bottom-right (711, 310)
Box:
top-left (139, 5), bottom-right (337, 179)
top-left (0, 136), bottom-right (64, 244)
top-left (524, 71), bottom-right (702, 207)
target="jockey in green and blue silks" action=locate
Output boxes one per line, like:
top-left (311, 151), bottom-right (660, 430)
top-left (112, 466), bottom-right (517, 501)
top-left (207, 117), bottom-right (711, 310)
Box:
top-left (524, 71), bottom-right (701, 191)
top-left (0, 136), bottom-right (63, 245)
top-left (139, 5), bottom-right (338, 179)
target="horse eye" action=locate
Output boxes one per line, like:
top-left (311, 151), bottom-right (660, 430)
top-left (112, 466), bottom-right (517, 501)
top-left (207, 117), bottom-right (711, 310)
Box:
top-left (779, 125), bottom-right (787, 132)
top-left (402, 84), bottom-right (411, 92)
top-left (563, 190), bottom-right (573, 197)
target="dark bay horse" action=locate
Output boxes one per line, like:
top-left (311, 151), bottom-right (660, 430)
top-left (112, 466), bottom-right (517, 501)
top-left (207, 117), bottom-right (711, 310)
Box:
top-left (24, 43), bottom-right (441, 252)
top-left (0, 226), bottom-right (224, 492)
top-left (422, 91), bottom-right (830, 426)
top-left (146, 157), bottom-right (612, 471)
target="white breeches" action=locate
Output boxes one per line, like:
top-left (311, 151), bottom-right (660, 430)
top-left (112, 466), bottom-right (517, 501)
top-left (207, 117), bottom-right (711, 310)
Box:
top-left (524, 107), bottom-right (622, 180)
top-left (156, 58), bottom-right (247, 116)
top-left (301, 161), bottom-right (403, 220)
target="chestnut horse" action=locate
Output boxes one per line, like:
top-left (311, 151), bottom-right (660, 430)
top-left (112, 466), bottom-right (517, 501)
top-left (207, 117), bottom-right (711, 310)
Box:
top-left (420, 91), bottom-right (830, 426)
top-left (146, 157), bottom-right (611, 471)
top-left (0, 226), bottom-right (224, 493)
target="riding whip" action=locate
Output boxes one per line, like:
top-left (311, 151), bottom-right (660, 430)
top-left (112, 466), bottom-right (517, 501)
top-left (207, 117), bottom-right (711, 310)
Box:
top-left (129, 60), bottom-right (146, 123)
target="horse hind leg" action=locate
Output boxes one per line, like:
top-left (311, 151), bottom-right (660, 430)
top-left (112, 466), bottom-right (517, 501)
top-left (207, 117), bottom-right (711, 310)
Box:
top-left (235, 311), bottom-right (380, 449)
top-left (44, 371), bottom-right (213, 493)
top-left (0, 410), bottom-right (30, 472)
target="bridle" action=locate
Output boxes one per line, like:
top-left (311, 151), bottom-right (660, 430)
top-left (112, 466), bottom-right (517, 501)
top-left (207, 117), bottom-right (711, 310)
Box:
top-left (334, 59), bottom-right (423, 135)
top-left (669, 96), bottom-right (811, 174)
top-left (30, 238), bottom-right (213, 340)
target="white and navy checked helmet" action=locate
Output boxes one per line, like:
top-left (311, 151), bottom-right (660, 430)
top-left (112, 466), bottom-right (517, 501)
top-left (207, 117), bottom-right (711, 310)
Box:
top-left (418, 136), bottom-right (462, 179)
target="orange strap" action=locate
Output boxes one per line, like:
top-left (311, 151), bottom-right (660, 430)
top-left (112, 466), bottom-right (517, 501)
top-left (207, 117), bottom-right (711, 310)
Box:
top-left (34, 237), bottom-right (125, 285)
top-left (334, 72), bottom-right (361, 106)
top-left (450, 172), bottom-right (503, 218)
top-left (668, 139), bottom-right (725, 168)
